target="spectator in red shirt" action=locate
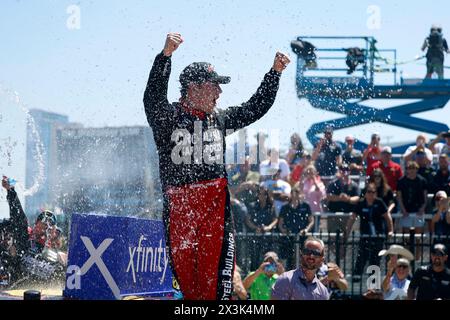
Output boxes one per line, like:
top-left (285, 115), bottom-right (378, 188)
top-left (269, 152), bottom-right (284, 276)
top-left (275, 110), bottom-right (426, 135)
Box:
top-left (367, 146), bottom-right (403, 191)
top-left (363, 133), bottom-right (382, 171)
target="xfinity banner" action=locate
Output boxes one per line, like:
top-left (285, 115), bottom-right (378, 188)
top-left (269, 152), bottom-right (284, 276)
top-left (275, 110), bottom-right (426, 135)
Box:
top-left (63, 213), bottom-right (174, 300)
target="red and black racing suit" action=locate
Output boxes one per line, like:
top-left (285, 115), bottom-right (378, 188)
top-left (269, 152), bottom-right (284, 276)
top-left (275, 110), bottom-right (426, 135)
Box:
top-left (143, 52), bottom-right (280, 300)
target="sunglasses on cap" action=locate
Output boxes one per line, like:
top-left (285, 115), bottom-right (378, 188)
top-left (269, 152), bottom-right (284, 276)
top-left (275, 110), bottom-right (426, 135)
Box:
top-left (302, 248), bottom-right (323, 257)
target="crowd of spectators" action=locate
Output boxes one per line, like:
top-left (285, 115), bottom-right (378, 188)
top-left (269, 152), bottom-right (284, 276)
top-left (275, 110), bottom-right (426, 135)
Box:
top-left (228, 129), bottom-right (450, 298)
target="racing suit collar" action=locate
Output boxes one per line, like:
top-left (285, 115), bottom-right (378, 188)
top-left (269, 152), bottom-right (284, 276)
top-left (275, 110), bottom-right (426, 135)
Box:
top-left (179, 98), bottom-right (207, 120)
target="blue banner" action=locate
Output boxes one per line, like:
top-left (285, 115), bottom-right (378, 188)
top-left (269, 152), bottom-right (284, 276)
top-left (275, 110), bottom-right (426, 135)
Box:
top-left (63, 213), bottom-right (174, 300)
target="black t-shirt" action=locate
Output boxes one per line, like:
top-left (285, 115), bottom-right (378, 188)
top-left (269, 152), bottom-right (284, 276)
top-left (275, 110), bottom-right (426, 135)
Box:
top-left (361, 186), bottom-right (394, 208)
top-left (409, 266), bottom-right (450, 300)
top-left (279, 202), bottom-right (312, 233)
top-left (354, 198), bottom-right (388, 235)
top-left (342, 148), bottom-right (363, 175)
top-left (326, 179), bottom-right (360, 213)
top-left (315, 141), bottom-right (342, 176)
top-left (247, 203), bottom-right (276, 227)
top-left (397, 175), bottom-right (428, 212)
top-left (433, 169), bottom-right (450, 196)
top-left (426, 34), bottom-right (449, 60)
top-left (418, 167), bottom-right (436, 194)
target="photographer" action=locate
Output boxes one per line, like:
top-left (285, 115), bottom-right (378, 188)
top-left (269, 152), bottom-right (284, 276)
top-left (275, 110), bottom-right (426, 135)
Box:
top-left (243, 251), bottom-right (284, 300)
top-left (403, 134), bottom-right (433, 165)
top-left (363, 132), bottom-right (382, 171)
top-left (312, 126), bottom-right (342, 178)
top-left (430, 130), bottom-right (450, 157)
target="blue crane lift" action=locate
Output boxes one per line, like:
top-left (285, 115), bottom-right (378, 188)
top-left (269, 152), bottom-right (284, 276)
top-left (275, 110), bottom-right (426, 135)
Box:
top-left (291, 36), bottom-right (450, 153)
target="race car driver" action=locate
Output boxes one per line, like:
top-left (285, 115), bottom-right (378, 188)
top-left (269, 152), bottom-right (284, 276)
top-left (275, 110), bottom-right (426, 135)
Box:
top-left (143, 32), bottom-right (290, 300)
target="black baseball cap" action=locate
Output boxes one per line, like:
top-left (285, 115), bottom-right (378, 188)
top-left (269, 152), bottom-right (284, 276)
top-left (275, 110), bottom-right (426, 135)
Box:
top-left (180, 62), bottom-right (230, 87)
top-left (431, 243), bottom-right (448, 256)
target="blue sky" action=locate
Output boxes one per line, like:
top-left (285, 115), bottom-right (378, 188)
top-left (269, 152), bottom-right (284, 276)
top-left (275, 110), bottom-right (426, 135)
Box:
top-left (1, 0), bottom-right (450, 215)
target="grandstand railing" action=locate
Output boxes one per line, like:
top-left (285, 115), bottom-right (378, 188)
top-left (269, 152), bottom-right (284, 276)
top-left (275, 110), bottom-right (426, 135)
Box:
top-left (235, 230), bottom-right (450, 299)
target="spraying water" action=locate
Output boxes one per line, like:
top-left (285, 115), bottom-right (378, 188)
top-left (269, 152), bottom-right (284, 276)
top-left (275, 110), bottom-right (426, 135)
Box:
top-left (0, 84), bottom-right (45, 197)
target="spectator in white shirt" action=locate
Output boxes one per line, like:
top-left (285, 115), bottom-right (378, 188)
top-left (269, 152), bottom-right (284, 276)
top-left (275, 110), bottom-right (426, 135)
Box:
top-left (261, 168), bottom-right (291, 216)
top-left (260, 148), bottom-right (290, 181)
top-left (403, 134), bottom-right (433, 164)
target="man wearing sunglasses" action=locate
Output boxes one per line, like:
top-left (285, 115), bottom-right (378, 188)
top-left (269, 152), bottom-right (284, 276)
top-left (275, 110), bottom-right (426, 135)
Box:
top-left (271, 237), bottom-right (330, 300)
top-left (397, 161), bottom-right (428, 235)
top-left (408, 243), bottom-right (450, 300)
top-left (326, 164), bottom-right (360, 233)
top-left (345, 182), bottom-right (394, 279)
top-left (382, 257), bottom-right (411, 300)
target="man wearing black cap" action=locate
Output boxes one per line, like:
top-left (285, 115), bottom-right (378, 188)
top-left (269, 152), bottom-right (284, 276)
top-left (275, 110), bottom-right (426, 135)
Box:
top-left (143, 32), bottom-right (290, 300)
top-left (408, 244), bottom-right (450, 300)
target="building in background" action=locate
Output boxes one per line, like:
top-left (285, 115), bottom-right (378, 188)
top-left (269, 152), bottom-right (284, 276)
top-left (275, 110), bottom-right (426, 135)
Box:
top-left (52, 126), bottom-right (162, 220)
top-left (25, 109), bottom-right (72, 216)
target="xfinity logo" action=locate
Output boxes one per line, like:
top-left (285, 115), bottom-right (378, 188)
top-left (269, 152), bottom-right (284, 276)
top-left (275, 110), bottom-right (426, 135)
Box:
top-left (126, 235), bottom-right (169, 284)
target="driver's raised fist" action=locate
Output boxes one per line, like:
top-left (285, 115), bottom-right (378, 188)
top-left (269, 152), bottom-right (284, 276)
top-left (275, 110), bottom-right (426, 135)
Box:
top-left (163, 32), bottom-right (183, 57)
